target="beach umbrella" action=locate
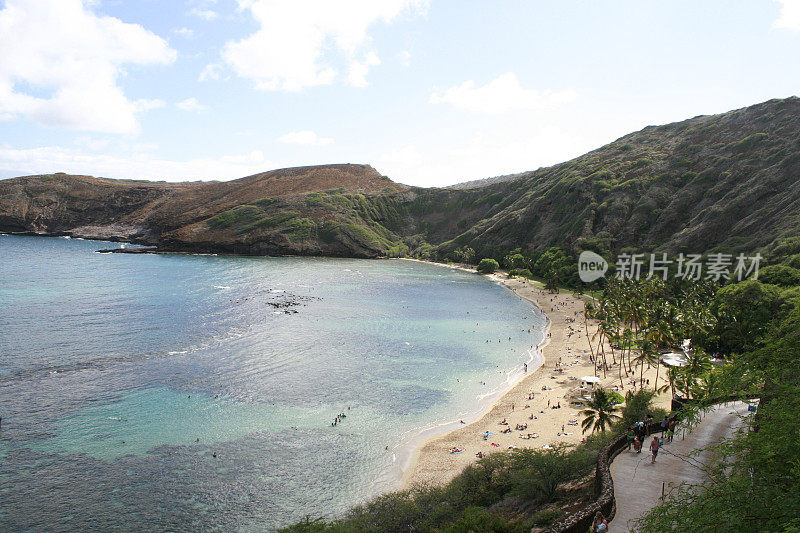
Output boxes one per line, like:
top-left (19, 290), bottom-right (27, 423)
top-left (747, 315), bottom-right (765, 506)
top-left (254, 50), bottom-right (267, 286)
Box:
top-left (581, 376), bottom-right (601, 383)
top-left (660, 352), bottom-right (688, 367)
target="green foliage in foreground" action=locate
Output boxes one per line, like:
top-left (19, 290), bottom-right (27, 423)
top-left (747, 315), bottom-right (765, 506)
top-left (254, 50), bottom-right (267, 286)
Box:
top-left (280, 444), bottom-right (600, 532)
top-left (636, 295), bottom-right (800, 531)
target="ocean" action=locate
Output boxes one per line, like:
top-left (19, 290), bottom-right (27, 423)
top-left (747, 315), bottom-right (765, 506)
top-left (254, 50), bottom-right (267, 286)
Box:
top-left (0, 234), bottom-right (544, 531)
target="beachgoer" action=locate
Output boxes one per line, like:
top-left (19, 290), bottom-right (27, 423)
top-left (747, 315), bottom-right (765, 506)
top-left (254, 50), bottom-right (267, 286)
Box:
top-left (650, 436), bottom-right (660, 463)
top-left (592, 511), bottom-right (608, 532)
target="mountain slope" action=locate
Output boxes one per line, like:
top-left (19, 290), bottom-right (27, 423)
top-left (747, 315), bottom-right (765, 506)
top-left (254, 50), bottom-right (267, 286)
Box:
top-left (0, 164), bottom-right (410, 256)
top-left (2, 97), bottom-right (800, 259)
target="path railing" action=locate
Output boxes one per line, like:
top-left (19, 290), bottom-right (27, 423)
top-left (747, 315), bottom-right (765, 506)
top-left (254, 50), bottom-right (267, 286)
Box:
top-left (539, 419), bottom-right (663, 533)
top-left (540, 394), bottom-right (756, 533)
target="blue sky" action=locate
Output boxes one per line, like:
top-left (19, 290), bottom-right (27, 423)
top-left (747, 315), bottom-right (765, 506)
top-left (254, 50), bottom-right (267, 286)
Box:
top-left (1, 0), bottom-right (799, 187)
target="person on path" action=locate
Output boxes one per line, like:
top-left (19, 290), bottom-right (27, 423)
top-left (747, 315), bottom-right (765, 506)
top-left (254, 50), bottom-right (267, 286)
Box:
top-left (650, 435), bottom-right (660, 463)
top-left (667, 419), bottom-right (676, 442)
top-left (591, 511), bottom-right (608, 532)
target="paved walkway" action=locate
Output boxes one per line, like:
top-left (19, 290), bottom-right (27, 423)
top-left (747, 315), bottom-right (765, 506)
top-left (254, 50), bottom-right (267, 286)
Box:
top-left (608, 401), bottom-right (751, 532)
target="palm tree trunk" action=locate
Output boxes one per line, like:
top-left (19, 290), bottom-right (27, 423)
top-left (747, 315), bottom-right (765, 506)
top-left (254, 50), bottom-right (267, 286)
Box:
top-left (640, 358), bottom-right (644, 389)
top-left (654, 359), bottom-right (660, 392)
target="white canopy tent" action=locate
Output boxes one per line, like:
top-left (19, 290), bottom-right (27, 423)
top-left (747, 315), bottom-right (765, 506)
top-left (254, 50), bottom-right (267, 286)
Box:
top-left (580, 375), bottom-right (602, 388)
top-left (660, 352), bottom-right (689, 367)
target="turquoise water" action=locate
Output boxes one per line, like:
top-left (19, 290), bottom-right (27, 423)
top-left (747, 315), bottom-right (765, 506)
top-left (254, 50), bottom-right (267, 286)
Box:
top-left (0, 235), bottom-right (545, 531)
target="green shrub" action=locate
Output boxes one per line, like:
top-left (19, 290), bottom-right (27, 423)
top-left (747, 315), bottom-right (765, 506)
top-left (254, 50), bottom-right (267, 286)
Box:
top-left (206, 205), bottom-right (262, 229)
top-left (509, 446), bottom-right (596, 504)
top-left (386, 243), bottom-right (409, 257)
top-left (477, 258), bottom-right (500, 273)
top-left (438, 507), bottom-right (524, 533)
top-left (758, 265), bottom-right (800, 287)
top-left (283, 217), bottom-right (315, 238)
top-left (530, 508), bottom-right (562, 526)
top-left (616, 389), bottom-right (657, 430)
top-left (730, 132), bottom-right (768, 153)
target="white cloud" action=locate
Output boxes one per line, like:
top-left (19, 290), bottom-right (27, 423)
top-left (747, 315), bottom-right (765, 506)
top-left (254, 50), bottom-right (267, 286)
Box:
top-left (429, 72), bottom-right (577, 115)
top-left (222, 0), bottom-right (428, 91)
top-left (773, 0), bottom-right (800, 30)
top-left (133, 99), bottom-right (166, 112)
top-left (188, 8), bottom-right (217, 20)
top-left (199, 63), bottom-right (223, 81)
top-left (173, 27), bottom-right (194, 38)
top-left (397, 50), bottom-right (412, 67)
top-left (348, 51), bottom-right (381, 87)
top-left (0, 144), bottom-right (271, 181)
top-left (277, 130), bottom-right (334, 146)
top-left (176, 97), bottom-right (209, 112)
top-left (0, 0), bottom-right (176, 134)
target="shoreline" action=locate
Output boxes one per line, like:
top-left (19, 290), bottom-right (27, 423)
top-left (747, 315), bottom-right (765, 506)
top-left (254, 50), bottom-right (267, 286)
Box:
top-left (399, 262), bottom-right (670, 489)
top-left (389, 262), bottom-right (552, 483)
top-left (394, 262), bottom-right (554, 487)
top-left (3, 238), bottom-right (659, 493)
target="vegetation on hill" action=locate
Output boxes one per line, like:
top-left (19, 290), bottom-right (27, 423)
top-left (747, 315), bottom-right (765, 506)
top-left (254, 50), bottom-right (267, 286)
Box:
top-left (3, 98), bottom-right (800, 262)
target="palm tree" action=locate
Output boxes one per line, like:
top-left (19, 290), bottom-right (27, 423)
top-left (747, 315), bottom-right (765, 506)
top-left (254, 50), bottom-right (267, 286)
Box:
top-left (658, 366), bottom-right (679, 399)
top-left (581, 387), bottom-right (622, 434)
top-left (584, 300), bottom-right (600, 377)
top-left (681, 348), bottom-right (713, 399)
top-left (633, 337), bottom-right (660, 390)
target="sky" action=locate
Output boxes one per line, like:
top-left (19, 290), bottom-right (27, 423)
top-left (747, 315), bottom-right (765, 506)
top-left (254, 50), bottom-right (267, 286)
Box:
top-left (1, 0), bottom-right (799, 187)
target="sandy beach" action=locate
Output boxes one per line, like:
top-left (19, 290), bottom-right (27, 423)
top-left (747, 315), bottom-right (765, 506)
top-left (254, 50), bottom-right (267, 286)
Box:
top-left (402, 268), bottom-right (671, 488)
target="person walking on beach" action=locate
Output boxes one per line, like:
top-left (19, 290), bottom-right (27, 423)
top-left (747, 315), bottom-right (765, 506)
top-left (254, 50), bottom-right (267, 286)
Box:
top-left (650, 435), bottom-right (660, 463)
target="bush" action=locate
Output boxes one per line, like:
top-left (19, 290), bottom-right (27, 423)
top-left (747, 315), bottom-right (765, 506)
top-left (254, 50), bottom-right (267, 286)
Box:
top-left (477, 258), bottom-right (500, 274)
top-left (616, 389), bottom-right (657, 430)
top-left (438, 506), bottom-right (524, 533)
top-left (508, 268), bottom-right (533, 278)
top-left (530, 508), bottom-right (562, 526)
top-left (758, 265), bottom-right (800, 287)
top-left (509, 446), bottom-right (596, 504)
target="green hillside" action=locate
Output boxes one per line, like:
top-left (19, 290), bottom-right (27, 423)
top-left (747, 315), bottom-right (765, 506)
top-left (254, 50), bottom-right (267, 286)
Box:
top-left (2, 97), bottom-right (800, 263)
